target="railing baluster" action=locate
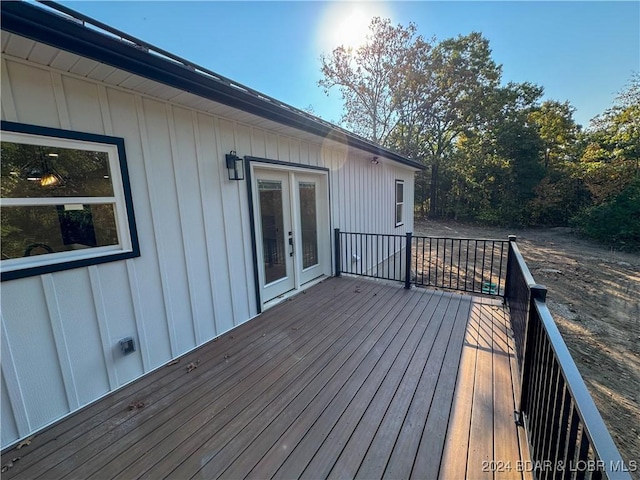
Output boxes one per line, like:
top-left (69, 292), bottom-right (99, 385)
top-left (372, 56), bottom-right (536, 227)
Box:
top-left (553, 385), bottom-right (572, 480)
top-left (540, 361), bottom-right (563, 480)
top-left (527, 320), bottom-right (546, 457)
top-left (562, 406), bottom-right (581, 480)
top-left (382, 237), bottom-right (389, 278)
top-left (421, 237), bottom-right (425, 285)
top-left (448, 238), bottom-right (454, 288)
top-left (575, 432), bottom-right (592, 480)
top-left (481, 240), bottom-right (487, 293)
top-left (471, 240), bottom-right (476, 292)
top-left (439, 238), bottom-right (447, 287)
top-left (443, 238), bottom-right (448, 287)
top-left (464, 239), bottom-right (470, 292)
top-left (497, 240), bottom-right (505, 296)
top-left (534, 338), bottom-right (556, 467)
top-left (365, 233), bottom-right (369, 276)
top-left (434, 238), bottom-right (439, 286)
top-left (488, 241), bottom-right (495, 295)
top-left (456, 239), bottom-right (462, 290)
top-left (393, 235), bottom-right (397, 280)
top-left (376, 234), bottom-right (380, 278)
top-left (428, 237), bottom-right (432, 285)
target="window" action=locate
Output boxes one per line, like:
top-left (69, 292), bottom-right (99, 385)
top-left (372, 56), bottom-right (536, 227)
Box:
top-left (395, 180), bottom-right (404, 227)
top-left (1, 121), bottom-right (139, 281)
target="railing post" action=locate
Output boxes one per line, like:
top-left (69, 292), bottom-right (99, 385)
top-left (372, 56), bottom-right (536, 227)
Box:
top-left (334, 228), bottom-right (341, 277)
top-left (519, 283), bottom-right (548, 414)
top-left (404, 232), bottom-right (412, 289)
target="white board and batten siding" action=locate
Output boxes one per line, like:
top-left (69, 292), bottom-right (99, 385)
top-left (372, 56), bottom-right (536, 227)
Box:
top-left (0, 55), bottom-right (417, 448)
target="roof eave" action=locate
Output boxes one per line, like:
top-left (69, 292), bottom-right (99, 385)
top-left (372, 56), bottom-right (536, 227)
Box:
top-left (1, 1), bottom-right (425, 171)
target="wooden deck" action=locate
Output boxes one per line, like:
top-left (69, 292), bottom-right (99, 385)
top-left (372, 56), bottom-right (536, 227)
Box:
top-left (1, 277), bottom-right (530, 479)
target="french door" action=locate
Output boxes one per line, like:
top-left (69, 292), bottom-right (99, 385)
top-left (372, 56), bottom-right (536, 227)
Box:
top-left (253, 167), bottom-right (329, 304)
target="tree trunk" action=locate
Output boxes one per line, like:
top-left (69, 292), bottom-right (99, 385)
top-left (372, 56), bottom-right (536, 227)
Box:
top-left (429, 162), bottom-right (439, 217)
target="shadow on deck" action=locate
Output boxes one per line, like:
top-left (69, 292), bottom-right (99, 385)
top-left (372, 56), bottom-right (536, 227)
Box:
top-left (1, 277), bottom-right (531, 479)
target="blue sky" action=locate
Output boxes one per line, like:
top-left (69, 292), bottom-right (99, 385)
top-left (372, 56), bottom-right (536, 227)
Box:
top-left (59, 1), bottom-right (639, 129)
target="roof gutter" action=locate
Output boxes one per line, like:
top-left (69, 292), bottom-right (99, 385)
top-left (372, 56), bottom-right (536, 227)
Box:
top-left (1, 1), bottom-right (425, 170)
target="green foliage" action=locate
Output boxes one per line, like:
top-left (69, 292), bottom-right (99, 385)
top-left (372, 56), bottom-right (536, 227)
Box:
top-left (393, 32), bottom-right (502, 216)
top-left (319, 18), bottom-right (638, 239)
top-left (571, 176), bottom-right (640, 250)
top-left (569, 76), bottom-right (640, 247)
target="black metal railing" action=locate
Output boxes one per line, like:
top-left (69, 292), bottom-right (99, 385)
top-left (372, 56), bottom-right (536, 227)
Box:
top-left (505, 239), bottom-right (631, 480)
top-left (412, 235), bottom-right (508, 296)
top-left (334, 229), bottom-right (509, 296)
top-left (334, 230), bottom-right (409, 284)
top-left (334, 230), bottom-right (630, 478)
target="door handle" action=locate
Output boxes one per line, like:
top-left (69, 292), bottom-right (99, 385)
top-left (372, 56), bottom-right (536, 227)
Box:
top-left (289, 236), bottom-right (294, 257)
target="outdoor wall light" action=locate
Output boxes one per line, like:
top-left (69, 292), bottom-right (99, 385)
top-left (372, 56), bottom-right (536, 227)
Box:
top-left (371, 156), bottom-right (380, 165)
top-left (226, 151), bottom-right (244, 181)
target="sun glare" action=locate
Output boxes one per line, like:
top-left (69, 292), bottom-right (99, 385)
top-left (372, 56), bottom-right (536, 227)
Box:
top-left (316, 2), bottom-right (392, 53)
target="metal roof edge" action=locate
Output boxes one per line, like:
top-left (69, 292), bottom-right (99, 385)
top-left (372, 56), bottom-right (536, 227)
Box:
top-left (1, 1), bottom-right (425, 171)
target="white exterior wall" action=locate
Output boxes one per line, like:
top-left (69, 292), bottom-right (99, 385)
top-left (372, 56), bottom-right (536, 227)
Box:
top-left (0, 55), bottom-right (416, 448)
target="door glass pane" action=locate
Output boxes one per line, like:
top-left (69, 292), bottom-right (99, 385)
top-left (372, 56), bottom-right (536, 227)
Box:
top-left (259, 180), bottom-right (286, 284)
top-left (299, 182), bottom-right (318, 269)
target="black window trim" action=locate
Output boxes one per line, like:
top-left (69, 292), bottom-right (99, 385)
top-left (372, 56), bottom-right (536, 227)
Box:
top-left (1, 121), bottom-right (140, 281)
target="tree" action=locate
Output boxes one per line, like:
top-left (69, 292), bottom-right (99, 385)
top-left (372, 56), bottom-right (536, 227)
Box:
top-left (570, 73), bottom-right (640, 248)
top-left (319, 22), bottom-right (504, 217)
top-left (527, 100), bottom-right (588, 225)
top-left (444, 82), bottom-right (546, 225)
top-left (529, 100), bottom-right (581, 168)
top-left (318, 18), bottom-right (423, 144)
top-left (393, 32), bottom-right (502, 216)
top-left (580, 73), bottom-right (640, 204)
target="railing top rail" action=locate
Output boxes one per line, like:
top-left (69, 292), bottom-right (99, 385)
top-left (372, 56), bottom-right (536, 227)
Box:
top-left (338, 231), bottom-right (407, 238)
top-left (413, 235), bottom-right (510, 243)
top-left (532, 299), bottom-right (630, 478)
top-left (339, 231), bottom-right (510, 244)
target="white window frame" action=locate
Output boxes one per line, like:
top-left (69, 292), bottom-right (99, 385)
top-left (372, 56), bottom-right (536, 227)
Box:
top-left (1, 122), bottom-right (139, 281)
top-left (395, 180), bottom-right (404, 227)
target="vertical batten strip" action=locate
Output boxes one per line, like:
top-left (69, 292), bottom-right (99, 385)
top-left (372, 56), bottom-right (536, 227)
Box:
top-left (213, 116), bottom-right (238, 324)
top-left (96, 85), bottom-right (113, 135)
top-left (96, 87), bottom-right (122, 378)
top-left (233, 123), bottom-right (254, 317)
top-left (50, 71), bottom-right (71, 129)
top-left (135, 95), bottom-right (178, 356)
top-left (88, 266), bottom-right (118, 389)
top-left (125, 263), bottom-right (151, 370)
top-left (98, 85), bottom-right (150, 371)
top-left (192, 111), bottom-right (221, 337)
top-left (166, 104), bottom-right (199, 346)
top-left (1, 58), bottom-right (18, 121)
top-left (0, 317), bottom-right (31, 436)
top-left (41, 274), bottom-right (80, 410)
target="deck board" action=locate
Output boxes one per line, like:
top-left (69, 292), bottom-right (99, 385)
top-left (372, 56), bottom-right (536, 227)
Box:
top-left (6, 278), bottom-right (359, 479)
top-left (412, 295), bottom-right (473, 480)
top-left (348, 293), bottom-right (454, 479)
top-left (439, 297), bottom-right (531, 480)
top-left (176, 283), bottom-right (410, 480)
top-left (467, 302), bottom-right (496, 480)
top-left (1, 277), bottom-right (529, 480)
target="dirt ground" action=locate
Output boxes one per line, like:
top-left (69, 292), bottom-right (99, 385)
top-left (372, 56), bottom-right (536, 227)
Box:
top-left (414, 218), bottom-right (640, 477)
